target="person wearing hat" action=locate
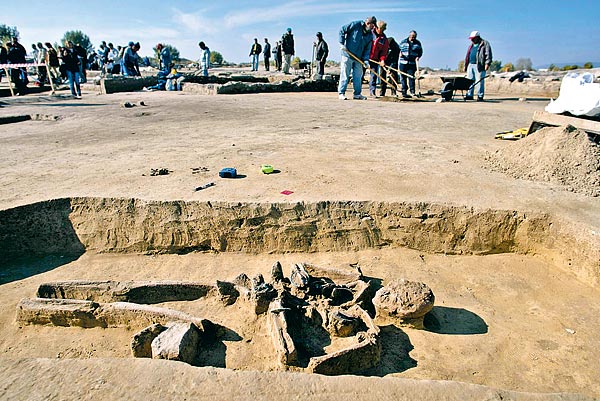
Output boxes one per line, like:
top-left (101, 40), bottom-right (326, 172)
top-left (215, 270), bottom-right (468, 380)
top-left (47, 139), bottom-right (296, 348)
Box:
top-left (337, 16), bottom-right (376, 100)
top-left (464, 30), bottom-right (492, 101)
top-left (156, 43), bottom-right (171, 73)
top-left (281, 27), bottom-right (294, 74)
top-left (314, 32), bottom-right (329, 76)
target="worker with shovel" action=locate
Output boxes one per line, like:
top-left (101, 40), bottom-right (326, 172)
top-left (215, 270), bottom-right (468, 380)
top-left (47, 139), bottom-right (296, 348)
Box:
top-left (337, 16), bottom-right (376, 100)
top-left (368, 20), bottom-right (389, 97)
top-left (399, 30), bottom-right (423, 98)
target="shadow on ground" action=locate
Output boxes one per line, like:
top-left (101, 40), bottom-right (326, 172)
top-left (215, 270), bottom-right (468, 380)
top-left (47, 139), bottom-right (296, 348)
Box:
top-left (424, 306), bottom-right (488, 335)
top-left (359, 324), bottom-right (416, 377)
top-left (0, 198), bottom-right (85, 284)
top-left (195, 325), bottom-right (242, 368)
top-left (0, 254), bottom-right (82, 285)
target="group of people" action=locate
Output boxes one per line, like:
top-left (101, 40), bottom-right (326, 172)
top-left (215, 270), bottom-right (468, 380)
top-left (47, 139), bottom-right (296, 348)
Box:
top-left (95, 40), bottom-right (146, 77)
top-left (1, 36), bottom-right (151, 98)
top-left (249, 27), bottom-right (296, 73)
top-left (338, 16), bottom-right (425, 100)
top-left (338, 15), bottom-right (492, 101)
top-left (248, 28), bottom-right (330, 76)
top-left (0, 37), bottom-right (79, 96)
top-left (4, 19), bottom-right (493, 101)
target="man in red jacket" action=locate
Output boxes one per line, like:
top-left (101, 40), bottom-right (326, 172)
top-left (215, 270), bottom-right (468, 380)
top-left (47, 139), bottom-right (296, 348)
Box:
top-left (368, 20), bottom-right (389, 97)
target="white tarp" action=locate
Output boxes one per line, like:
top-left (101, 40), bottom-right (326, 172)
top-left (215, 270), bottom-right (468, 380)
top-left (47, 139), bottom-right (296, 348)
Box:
top-left (545, 72), bottom-right (600, 117)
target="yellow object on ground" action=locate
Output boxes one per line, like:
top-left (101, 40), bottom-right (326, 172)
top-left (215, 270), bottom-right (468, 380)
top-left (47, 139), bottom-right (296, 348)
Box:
top-left (261, 164), bottom-right (274, 174)
top-left (494, 127), bottom-right (529, 140)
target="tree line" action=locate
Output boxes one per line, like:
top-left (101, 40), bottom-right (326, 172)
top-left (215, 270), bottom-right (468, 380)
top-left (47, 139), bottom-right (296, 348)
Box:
top-left (458, 56), bottom-right (594, 72)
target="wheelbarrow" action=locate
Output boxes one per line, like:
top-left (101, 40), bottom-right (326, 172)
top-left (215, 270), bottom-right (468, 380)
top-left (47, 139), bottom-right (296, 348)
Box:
top-left (439, 75), bottom-right (489, 101)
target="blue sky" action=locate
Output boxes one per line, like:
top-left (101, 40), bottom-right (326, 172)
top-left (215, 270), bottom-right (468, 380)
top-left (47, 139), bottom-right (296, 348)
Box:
top-left (4, 0), bottom-right (600, 69)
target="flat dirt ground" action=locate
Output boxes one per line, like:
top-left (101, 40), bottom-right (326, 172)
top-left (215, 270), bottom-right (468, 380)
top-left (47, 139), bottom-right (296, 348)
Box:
top-left (1, 84), bottom-right (599, 401)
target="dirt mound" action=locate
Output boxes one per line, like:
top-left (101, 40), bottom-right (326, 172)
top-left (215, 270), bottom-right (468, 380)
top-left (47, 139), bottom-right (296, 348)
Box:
top-left (485, 126), bottom-right (600, 196)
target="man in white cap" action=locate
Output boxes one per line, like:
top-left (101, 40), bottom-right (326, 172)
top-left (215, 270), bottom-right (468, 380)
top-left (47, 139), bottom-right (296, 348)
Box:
top-left (464, 30), bottom-right (492, 101)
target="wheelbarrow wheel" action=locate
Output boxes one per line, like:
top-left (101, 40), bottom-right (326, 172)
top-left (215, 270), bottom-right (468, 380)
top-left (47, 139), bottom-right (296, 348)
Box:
top-left (440, 82), bottom-right (454, 101)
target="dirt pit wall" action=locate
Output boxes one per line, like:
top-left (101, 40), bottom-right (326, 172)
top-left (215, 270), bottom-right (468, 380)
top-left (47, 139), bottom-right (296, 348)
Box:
top-left (1, 197), bottom-right (598, 286)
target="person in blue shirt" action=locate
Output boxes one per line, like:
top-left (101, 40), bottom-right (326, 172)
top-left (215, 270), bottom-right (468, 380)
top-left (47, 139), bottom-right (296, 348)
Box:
top-left (198, 41), bottom-right (210, 77)
top-left (337, 16), bottom-right (376, 100)
top-left (156, 43), bottom-right (171, 73)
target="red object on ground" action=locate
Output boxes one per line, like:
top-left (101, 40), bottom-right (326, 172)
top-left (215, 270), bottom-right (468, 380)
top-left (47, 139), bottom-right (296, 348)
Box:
top-left (280, 190), bottom-right (294, 195)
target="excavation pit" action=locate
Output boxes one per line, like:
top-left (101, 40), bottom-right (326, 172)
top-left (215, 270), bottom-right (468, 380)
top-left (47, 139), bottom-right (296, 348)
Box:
top-left (1, 196), bottom-right (600, 396)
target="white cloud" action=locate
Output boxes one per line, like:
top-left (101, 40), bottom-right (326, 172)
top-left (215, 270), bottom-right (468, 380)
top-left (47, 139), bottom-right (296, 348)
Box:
top-left (223, 1), bottom-right (445, 28)
top-left (171, 8), bottom-right (214, 35)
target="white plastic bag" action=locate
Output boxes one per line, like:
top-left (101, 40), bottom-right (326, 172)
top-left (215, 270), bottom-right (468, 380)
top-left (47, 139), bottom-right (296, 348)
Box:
top-left (545, 72), bottom-right (600, 117)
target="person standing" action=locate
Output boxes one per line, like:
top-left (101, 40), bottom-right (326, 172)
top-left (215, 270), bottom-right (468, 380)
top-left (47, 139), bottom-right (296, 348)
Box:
top-left (272, 41), bottom-right (283, 71)
top-left (281, 28), bottom-right (294, 74)
top-left (198, 41), bottom-right (210, 77)
top-left (249, 38), bottom-right (261, 72)
top-left (106, 43), bottom-right (119, 74)
top-left (97, 41), bottom-right (108, 74)
top-left (44, 42), bottom-right (60, 84)
top-left (464, 30), bottom-right (492, 101)
top-left (398, 30), bottom-right (423, 98)
top-left (368, 20), bottom-right (389, 97)
top-left (314, 32), bottom-right (329, 76)
top-left (36, 42), bottom-right (48, 85)
top-left (73, 42), bottom-right (88, 83)
top-left (30, 44), bottom-right (39, 64)
top-left (8, 37), bottom-right (28, 95)
top-left (156, 43), bottom-right (171, 73)
top-left (1, 43), bottom-right (8, 80)
top-left (263, 38), bottom-right (271, 71)
top-left (380, 37), bottom-right (399, 96)
top-left (337, 16), bottom-right (376, 100)
top-left (61, 41), bottom-right (82, 98)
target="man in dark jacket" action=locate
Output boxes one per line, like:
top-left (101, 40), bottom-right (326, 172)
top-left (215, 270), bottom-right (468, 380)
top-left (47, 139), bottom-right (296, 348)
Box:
top-left (62, 41), bottom-right (82, 98)
top-left (263, 38), bottom-right (271, 71)
top-left (272, 41), bottom-right (283, 71)
top-left (464, 30), bottom-right (492, 101)
top-left (73, 43), bottom-right (88, 83)
top-left (7, 37), bottom-right (28, 95)
top-left (249, 38), bottom-right (262, 71)
top-left (281, 28), bottom-right (294, 74)
top-left (314, 32), bottom-right (329, 76)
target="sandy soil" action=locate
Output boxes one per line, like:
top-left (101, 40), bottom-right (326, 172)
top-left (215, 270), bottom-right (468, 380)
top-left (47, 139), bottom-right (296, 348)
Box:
top-left (1, 84), bottom-right (599, 400)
